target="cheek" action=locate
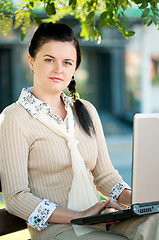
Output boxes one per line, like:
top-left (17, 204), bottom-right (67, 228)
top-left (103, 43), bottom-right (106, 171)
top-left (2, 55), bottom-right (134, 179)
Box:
top-left (66, 71), bottom-right (74, 81)
top-left (66, 66), bottom-right (76, 77)
top-left (34, 62), bottom-right (49, 75)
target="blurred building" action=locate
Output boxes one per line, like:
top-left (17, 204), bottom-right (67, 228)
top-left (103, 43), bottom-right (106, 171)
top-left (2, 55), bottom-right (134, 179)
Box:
top-left (1, 15), bottom-right (159, 124)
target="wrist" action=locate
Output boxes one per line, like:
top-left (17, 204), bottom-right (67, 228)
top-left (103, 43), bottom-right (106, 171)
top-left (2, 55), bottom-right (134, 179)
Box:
top-left (118, 189), bottom-right (131, 207)
top-left (48, 207), bottom-right (81, 224)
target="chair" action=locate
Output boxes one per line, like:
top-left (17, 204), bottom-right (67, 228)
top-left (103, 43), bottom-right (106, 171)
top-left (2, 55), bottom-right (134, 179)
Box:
top-left (0, 180), bottom-right (28, 236)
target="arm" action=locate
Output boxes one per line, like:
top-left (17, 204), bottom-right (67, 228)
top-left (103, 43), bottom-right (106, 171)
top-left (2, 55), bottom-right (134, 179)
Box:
top-left (87, 103), bottom-right (123, 196)
top-left (84, 102), bottom-right (131, 202)
top-left (1, 109), bottom-right (64, 230)
top-left (48, 199), bottom-right (122, 224)
top-left (0, 109), bottom-right (42, 220)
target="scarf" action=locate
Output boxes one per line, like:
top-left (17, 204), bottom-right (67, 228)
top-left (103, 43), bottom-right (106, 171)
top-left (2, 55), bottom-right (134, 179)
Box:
top-left (37, 104), bottom-right (99, 235)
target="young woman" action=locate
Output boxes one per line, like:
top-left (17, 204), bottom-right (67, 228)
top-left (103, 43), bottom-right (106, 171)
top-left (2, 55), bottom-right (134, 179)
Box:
top-left (0, 23), bottom-right (158, 240)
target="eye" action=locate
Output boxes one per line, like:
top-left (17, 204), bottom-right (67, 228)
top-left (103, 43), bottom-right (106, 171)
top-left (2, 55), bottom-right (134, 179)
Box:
top-left (45, 58), bottom-right (54, 63)
top-left (64, 61), bottom-right (72, 66)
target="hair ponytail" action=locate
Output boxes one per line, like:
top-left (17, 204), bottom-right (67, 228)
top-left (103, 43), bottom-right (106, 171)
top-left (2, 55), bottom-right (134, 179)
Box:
top-left (68, 78), bottom-right (95, 136)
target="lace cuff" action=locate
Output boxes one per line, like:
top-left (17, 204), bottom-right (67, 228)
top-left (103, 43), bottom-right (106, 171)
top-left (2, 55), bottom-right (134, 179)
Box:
top-left (27, 199), bottom-right (58, 231)
top-left (108, 181), bottom-right (131, 203)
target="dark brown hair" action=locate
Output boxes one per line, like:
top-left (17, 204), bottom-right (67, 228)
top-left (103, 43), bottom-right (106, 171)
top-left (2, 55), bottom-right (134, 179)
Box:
top-left (29, 22), bottom-right (81, 69)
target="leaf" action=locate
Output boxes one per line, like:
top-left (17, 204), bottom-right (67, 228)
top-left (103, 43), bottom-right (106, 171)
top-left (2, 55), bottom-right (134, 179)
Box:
top-left (3, 6), bottom-right (6, 11)
top-left (21, 30), bottom-right (25, 41)
top-left (29, 1), bottom-right (34, 8)
top-left (99, 19), bottom-right (106, 29)
top-left (151, 8), bottom-right (159, 17)
top-left (107, 4), bottom-right (114, 12)
top-left (87, 0), bottom-right (94, 8)
top-left (14, 11), bottom-right (23, 29)
top-left (0, 3), bottom-right (3, 10)
top-left (141, 8), bottom-right (150, 18)
top-left (124, 31), bottom-right (135, 37)
top-left (139, 2), bottom-right (148, 9)
top-left (151, 15), bottom-right (157, 25)
top-left (147, 19), bottom-right (152, 26)
top-left (133, 0), bottom-right (143, 4)
top-left (85, 11), bottom-right (95, 23)
top-left (23, 11), bottom-right (31, 29)
top-left (69, 0), bottom-right (75, 6)
top-left (117, 22), bottom-right (123, 32)
top-left (144, 15), bottom-right (153, 26)
top-left (18, 3), bottom-right (26, 7)
top-left (107, 18), bottom-right (116, 27)
top-left (99, 11), bottom-right (107, 21)
top-left (69, 0), bottom-right (74, 6)
top-left (26, 4), bottom-right (30, 9)
top-left (69, 0), bottom-right (76, 10)
top-left (45, 2), bottom-right (56, 16)
top-left (34, 16), bottom-right (42, 26)
top-left (117, 22), bottom-right (123, 29)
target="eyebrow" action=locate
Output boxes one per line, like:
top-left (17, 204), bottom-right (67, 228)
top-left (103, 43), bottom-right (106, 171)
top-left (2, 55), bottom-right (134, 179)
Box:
top-left (43, 54), bottom-right (75, 62)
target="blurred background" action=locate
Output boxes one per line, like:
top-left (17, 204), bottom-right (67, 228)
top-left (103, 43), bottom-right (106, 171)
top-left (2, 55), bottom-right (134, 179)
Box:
top-left (1, 9), bottom-right (159, 239)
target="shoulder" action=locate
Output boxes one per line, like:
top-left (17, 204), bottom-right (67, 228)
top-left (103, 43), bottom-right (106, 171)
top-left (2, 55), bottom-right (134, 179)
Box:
top-left (80, 99), bottom-right (98, 116)
top-left (0, 102), bottom-right (31, 124)
top-left (80, 99), bottom-right (96, 110)
top-left (2, 102), bottom-right (29, 114)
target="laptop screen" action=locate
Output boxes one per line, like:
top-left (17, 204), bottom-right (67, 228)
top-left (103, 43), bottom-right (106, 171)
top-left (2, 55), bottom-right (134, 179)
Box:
top-left (132, 114), bottom-right (159, 204)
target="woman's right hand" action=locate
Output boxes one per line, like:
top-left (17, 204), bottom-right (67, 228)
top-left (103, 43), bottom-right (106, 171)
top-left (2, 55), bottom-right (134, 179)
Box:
top-left (79, 199), bottom-right (122, 218)
top-left (79, 200), bottom-right (110, 218)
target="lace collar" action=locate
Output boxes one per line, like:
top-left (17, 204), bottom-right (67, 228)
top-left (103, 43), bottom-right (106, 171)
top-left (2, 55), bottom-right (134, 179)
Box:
top-left (18, 87), bottom-right (71, 125)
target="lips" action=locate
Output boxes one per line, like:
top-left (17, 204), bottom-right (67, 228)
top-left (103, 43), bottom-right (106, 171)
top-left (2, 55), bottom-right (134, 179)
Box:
top-left (49, 77), bottom-right (63, 82)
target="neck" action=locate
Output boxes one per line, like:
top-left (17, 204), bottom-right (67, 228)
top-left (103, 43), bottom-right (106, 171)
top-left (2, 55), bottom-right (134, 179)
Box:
top-left (32, 87), bottom-right (62, 106)
top-left (31, 88), bottom-right (66, 120)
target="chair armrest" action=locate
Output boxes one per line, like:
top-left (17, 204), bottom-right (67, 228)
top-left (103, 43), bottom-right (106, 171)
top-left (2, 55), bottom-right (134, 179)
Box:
top-left (0, 208), bottom-right (27, 236)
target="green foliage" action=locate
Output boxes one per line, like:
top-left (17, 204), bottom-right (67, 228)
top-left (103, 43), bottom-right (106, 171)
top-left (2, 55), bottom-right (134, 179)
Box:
top-left (45, 1), bottom-right (56, 16)
top-left (0, 0), bottom-right (159, 41)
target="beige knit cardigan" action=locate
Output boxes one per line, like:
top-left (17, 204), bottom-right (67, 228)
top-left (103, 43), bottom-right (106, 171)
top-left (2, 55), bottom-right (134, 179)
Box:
top-left (0, 100), bottom-right (122, 240)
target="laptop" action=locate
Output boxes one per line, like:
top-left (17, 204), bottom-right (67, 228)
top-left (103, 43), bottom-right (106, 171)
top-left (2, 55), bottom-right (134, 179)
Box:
top-left (71, 113), bottom-right (159, 225)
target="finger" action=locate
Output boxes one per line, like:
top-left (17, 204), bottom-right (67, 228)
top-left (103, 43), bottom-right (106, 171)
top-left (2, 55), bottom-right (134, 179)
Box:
top-left (112, 204), bottom-right (122, 211)
top-left (94, 200), bottom-right (110, 214)
top-left (106, 201), bottom-right (123, 211)
top-left (100, 200), bottom-right (120, 210)
top-left (101, 199), bottom-right (110, 208)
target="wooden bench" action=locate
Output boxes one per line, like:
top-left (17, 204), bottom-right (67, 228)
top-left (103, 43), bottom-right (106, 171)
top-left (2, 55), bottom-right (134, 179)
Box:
top-left (0, 180), bottom-right (28, 237)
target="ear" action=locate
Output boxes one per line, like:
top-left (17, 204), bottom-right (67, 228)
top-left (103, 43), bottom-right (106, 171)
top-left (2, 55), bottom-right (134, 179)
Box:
top-left (28, 55), bottom-right (34, 71)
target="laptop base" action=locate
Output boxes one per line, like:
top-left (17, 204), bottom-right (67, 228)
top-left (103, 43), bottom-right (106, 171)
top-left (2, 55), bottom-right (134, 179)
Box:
top-left (71, 201), bottom-right (159, 225)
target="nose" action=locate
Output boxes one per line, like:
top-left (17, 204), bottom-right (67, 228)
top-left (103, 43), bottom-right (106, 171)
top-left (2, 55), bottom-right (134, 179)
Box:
top-left (53, 61), bottom-right (63, 74)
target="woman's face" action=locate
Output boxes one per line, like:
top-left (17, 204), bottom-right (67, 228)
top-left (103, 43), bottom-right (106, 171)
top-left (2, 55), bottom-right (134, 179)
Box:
top-left (28, 40), bottom-right (77, 96)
